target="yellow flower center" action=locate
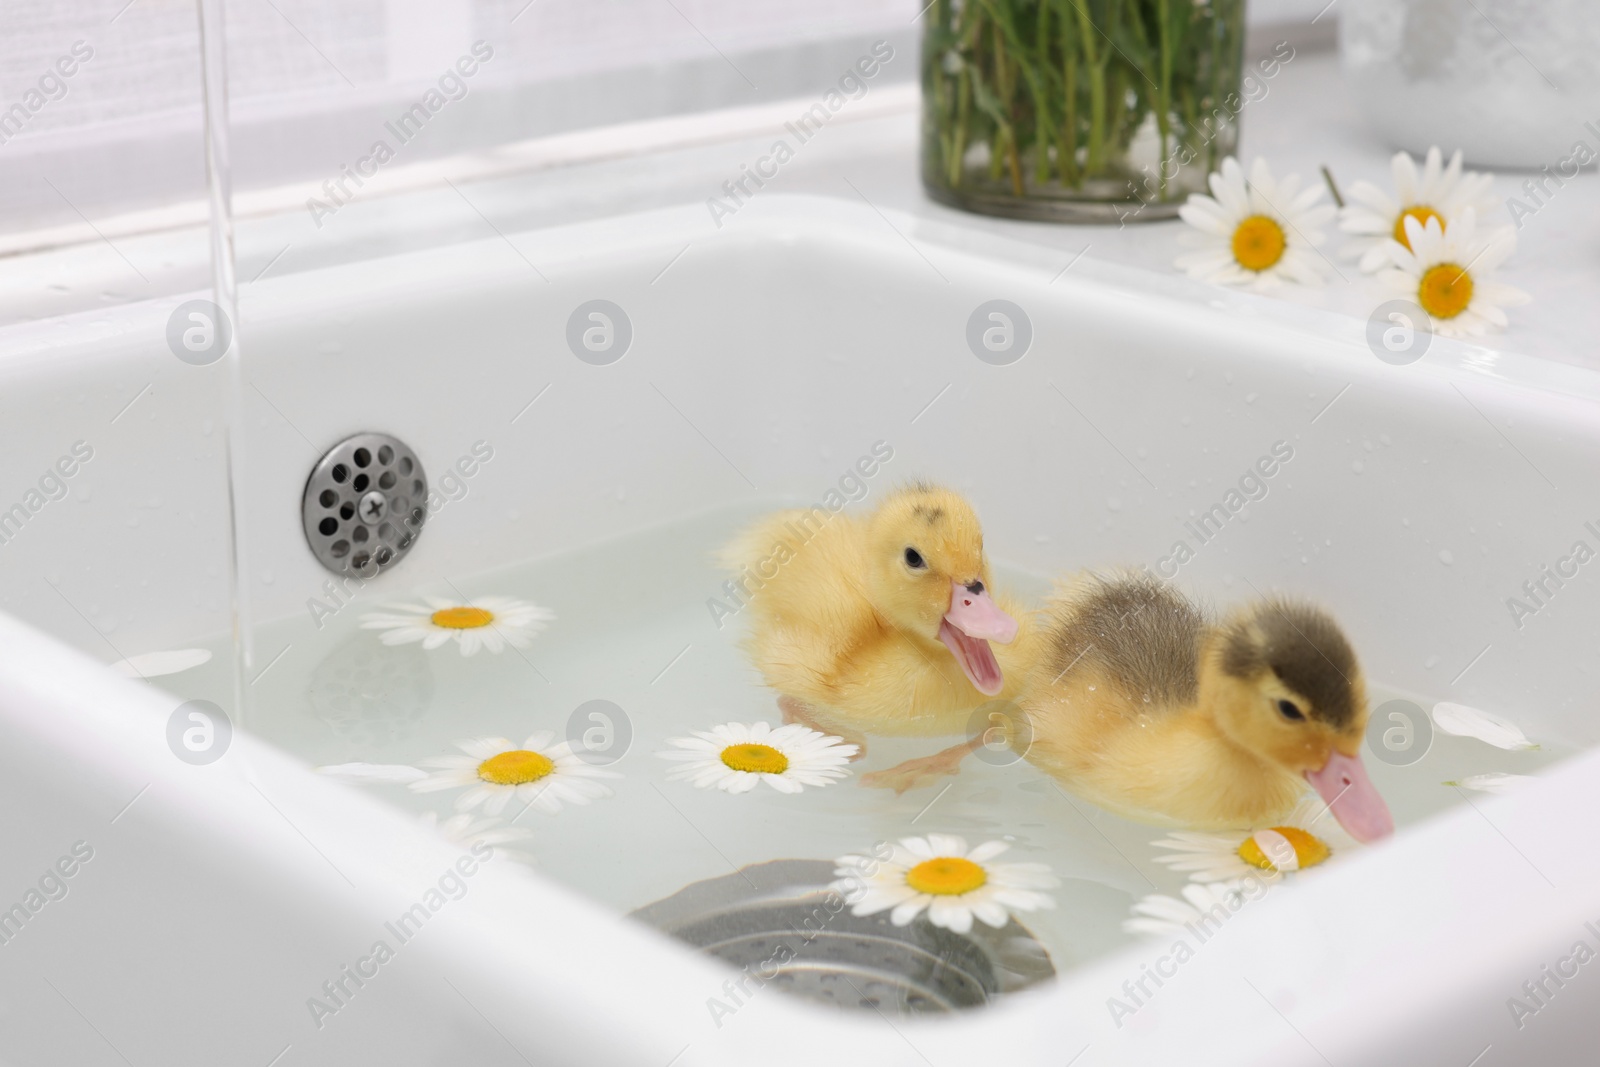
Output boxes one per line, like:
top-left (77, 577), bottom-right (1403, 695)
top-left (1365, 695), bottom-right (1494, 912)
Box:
top-left (1237, 826), bottom-right (1331, 872)
top-left (1392, 205), bottom-right (1443, 250)
top-left (1231, 215), bottom-right (1287, 272)
top-left (905, 856), bottom-right (988, 896)
top-left (431, 606), bottom-right (494, 629)
top-left (720, 743), bottom-right (789, 775)
top-left (1418, 263), bottom-right (1474, 320)
top-left (477, 749), bottom-right (554, 785)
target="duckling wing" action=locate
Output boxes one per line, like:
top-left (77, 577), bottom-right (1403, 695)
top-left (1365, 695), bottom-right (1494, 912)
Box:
top-left (1040, 571), bottom-right (1204, 714)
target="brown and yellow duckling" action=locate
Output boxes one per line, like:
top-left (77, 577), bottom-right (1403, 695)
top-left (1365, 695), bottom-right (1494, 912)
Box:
top-left (1019, 571), bottom-right (1394, 843)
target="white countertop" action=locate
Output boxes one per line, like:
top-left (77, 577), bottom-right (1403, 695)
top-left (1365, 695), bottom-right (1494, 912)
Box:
top-left (5, 44), bottom-right (1597, 375)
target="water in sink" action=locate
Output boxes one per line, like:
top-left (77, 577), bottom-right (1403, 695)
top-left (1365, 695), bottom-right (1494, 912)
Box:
top-left (146, 503), bottom-right (1566, 994)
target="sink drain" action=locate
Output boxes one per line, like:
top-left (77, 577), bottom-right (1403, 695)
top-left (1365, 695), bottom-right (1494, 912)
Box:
top-left (302, 432), bottom-right (427, 578)
top-left (630, 859), bottom-right (1055, 1015)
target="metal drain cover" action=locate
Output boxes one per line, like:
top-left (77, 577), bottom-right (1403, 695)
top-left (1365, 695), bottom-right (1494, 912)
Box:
top-left (630, 859), bottom-right (1055, 1015)
top-left (302, 432), bottom-right (427, 578)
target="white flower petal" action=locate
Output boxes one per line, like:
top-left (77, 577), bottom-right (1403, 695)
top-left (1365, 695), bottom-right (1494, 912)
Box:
top-left (1432, 702), bottom-right (1537, 749)
top-left (1178, 199), bottom-right (1234, 236)
top-left (990, 887), bottom-right (1055, 912)
top-left (990, 864), bottom-right (1061, 891)
top-left (110, 648), bottom-right (213, 678)
top-left (1444, 772), bottom-right (1536, 794)
top-left (317, 763), bottom-right (428, 783)
top-left (1358, 243), bottom-right (1400, 273)
top-left (966, 840), bottom-right (1011, 864)
top-left (923, 833), bottom-right (969, 858)
top-left (927, 896), bottom-right (973, 933)
top-left (1392, 150), bottom-right (1418, 205)
top-left (888, 898), bottom-right (928, 926)
top-left (456, 785), bottom-right (492, 811)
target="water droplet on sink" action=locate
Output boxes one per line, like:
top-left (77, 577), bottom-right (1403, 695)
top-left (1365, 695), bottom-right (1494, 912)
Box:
top-left (1439, 550), bottom-right (1454, 565)
top-left (1351, 460), bottom-right (1364, 474)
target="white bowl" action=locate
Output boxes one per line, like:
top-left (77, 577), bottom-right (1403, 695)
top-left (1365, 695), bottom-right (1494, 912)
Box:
top-left (1340, 0), bottom-right (1600, 168)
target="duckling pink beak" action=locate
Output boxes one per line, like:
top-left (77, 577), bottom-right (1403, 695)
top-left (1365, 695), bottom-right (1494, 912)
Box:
top-left (1305, 750), bottom-right (1394, 843)
top-left (939, 581), bottom-right (1018, 697)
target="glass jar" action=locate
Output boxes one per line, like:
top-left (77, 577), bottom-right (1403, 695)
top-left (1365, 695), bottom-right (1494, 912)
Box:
top-left (921, 0), bottom-right (1248, 223)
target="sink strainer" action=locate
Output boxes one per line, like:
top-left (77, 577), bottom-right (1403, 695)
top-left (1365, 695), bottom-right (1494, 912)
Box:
top-left (630, 859), bottom-right (1055, 1015)
top-left (302, 432), bottom-right (427, 578)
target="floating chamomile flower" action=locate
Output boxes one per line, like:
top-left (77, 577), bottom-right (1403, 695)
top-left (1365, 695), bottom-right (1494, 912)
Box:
top-left (1124, 881), bottom-right (1254, 938)
top-left (1377, 209), bottom-right (1529, 338)
top-left (1339, 147), bottom-right (1503, 273)
top-left (832, 834), bottom-right (1058, 935)
top-left (412, 733), bottom-right (618, 814)
top-left (1175, 156), bottom-right (1335, 289)
top-left (418, 811), bottom-right (535, 863)
top-left (360, 595), bottom-right (553, 656)
top-left (1151, 795), bottom-right (1357, 884)
top-left (321, 734), bottom-right (618, 815)
top-left (657, 721), bottom-right (857, 794)
top-left (1432, 701), bottom-right (1538, 750)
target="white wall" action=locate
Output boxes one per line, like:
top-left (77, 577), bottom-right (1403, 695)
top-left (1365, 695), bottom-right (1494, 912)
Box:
top-left (0, 0), bottom-right (1328, 237)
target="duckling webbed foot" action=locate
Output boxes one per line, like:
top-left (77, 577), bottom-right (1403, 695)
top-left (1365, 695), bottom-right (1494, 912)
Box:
top-left (861, 737), bottom-right (982, 795)
top-left (778, 695), bottom-right (868, 761)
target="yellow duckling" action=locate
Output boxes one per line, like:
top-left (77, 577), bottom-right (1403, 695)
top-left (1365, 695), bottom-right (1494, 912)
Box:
top-left (721, 484), bottom-right (1034, 752)
top-left (1020, 572), bottom-right (1394, 843)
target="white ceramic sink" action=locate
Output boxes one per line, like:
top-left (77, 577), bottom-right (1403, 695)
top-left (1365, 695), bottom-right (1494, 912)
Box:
top-left (0, 193), bottom-right (1596, 1065)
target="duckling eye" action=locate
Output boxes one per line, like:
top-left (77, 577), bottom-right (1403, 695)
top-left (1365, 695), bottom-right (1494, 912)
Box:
top-left (1277, 699), bottom-right (1306, 722)
top-left (903, 547), bottom-right (926, 569)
